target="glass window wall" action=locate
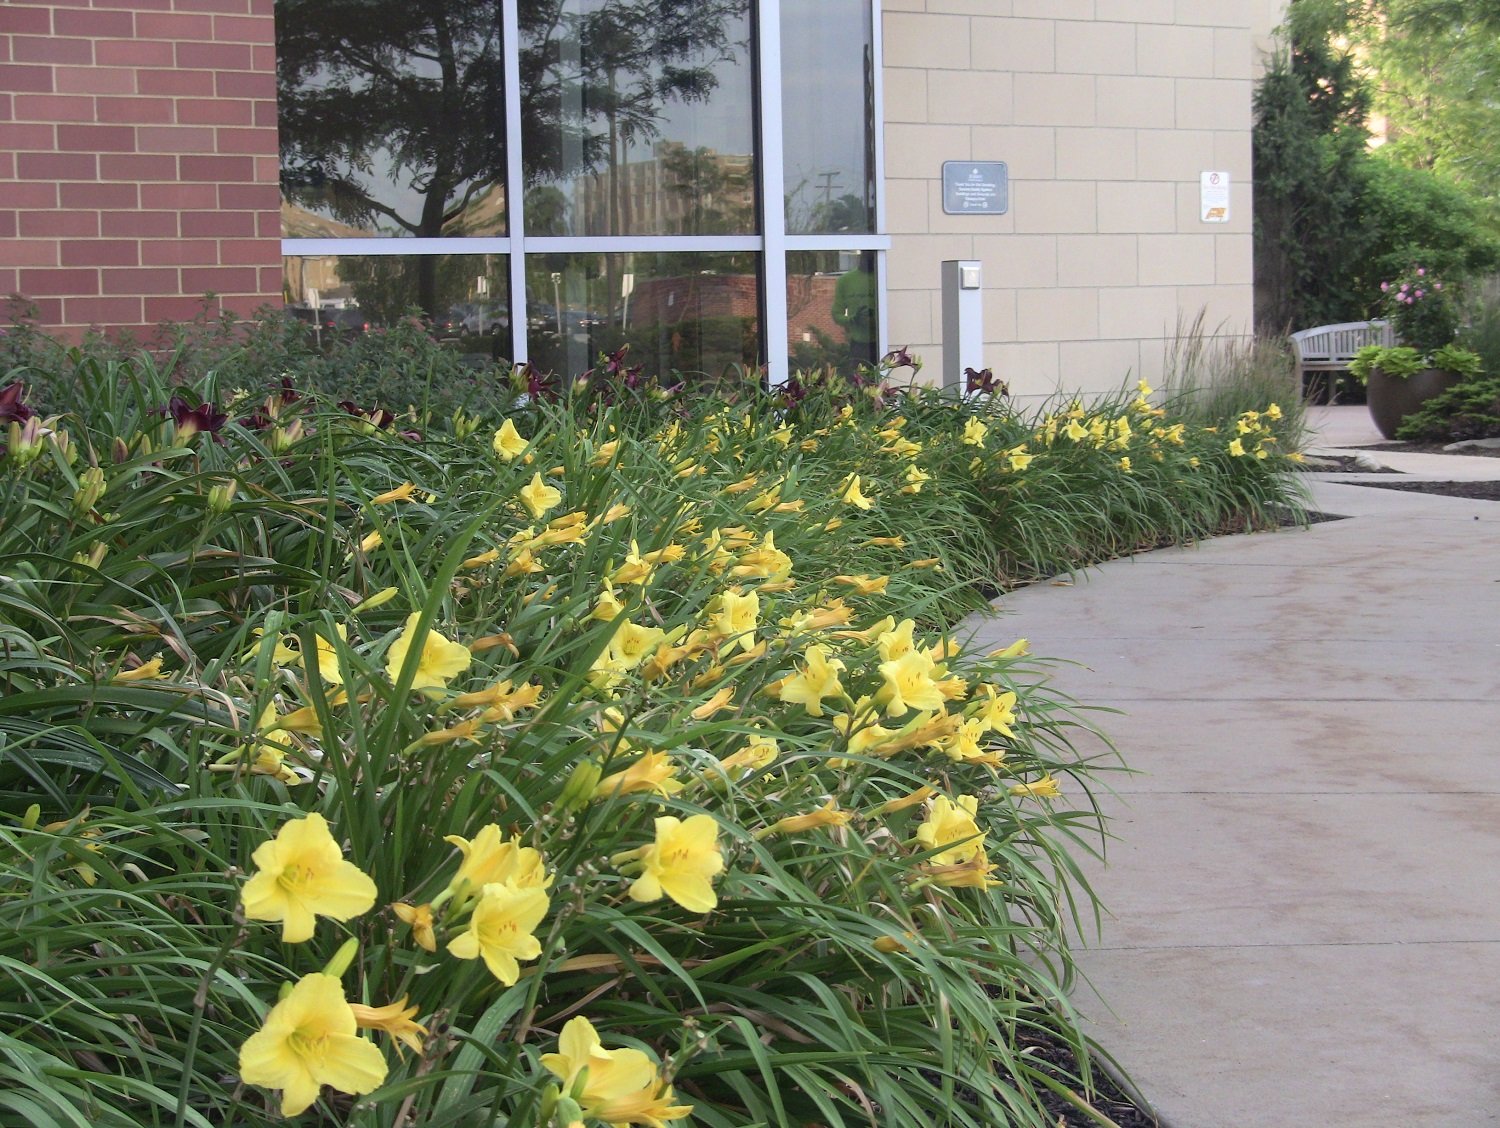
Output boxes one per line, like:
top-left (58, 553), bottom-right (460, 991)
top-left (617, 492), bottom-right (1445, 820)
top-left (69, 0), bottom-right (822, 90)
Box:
top-left (283, 254), bottom-right (512, 358)
top-left (786, 250), bottom-right (877, 374)
top-left (525, 252), bottom-right (759, 382)
top-left (780, 0), bottom-right (876, 235)
top-left (276, 0), bottom-right (509, 238)
top-left (519, 0), bottom-right (756, 236)
top-left (277, 1), bottom-right (886, 383)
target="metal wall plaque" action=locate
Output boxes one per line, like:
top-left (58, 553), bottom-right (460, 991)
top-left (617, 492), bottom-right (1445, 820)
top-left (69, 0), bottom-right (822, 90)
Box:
top-left (942, 161), bottom-right (1008, 216)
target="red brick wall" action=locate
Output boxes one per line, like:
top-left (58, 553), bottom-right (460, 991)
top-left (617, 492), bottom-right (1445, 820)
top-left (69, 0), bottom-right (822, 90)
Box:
top-left (0, 0), bottom-right (281, 338)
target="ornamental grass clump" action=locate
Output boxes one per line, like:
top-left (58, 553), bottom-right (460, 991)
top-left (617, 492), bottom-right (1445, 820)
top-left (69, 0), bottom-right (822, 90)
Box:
top-left (0, 343), bottom-right (1307, 1126)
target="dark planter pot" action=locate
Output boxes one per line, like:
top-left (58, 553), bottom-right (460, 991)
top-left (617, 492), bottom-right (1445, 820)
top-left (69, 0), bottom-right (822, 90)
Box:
top-left (1366, 367), bottom-right (1465, 440)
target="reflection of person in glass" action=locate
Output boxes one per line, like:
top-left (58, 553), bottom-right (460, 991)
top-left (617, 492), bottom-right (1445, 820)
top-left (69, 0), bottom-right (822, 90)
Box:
top-left (832, 261), bottom-right (877, 368)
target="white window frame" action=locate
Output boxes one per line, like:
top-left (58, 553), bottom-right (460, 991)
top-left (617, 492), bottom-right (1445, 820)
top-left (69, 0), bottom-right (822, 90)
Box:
top-left (280, 0), bottom-right (889, 386)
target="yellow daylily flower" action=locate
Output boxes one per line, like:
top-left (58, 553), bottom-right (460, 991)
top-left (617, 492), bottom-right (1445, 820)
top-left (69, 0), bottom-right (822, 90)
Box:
top-left (238, 972), bottom-right (387, 1117)
top-left (779, 599), bottom-right (854, 633)
top-left (446, 881), bottom-right (550, 984)
top-left (962, 417), bottom-right (988, 446)
top-left (876, 650), bottom-right (946, 717)
top-left (971, 685), bottom-right (1018, 737)
top-left (837, 473), bottom-right (874, 509)
top-left (518, 472), bottom-right (562, 520)
top-left (392, 902), bottom-right (437, 952)
top-left (762, 798), bottom-right (851, 837)
top-left (241, 813), bottom-right (378, 943)
top-left (611, 541), bottom-right (655, 586)
top-left (626, 813), bottom-right (724, 913)
top-left (371, 481), bottom-right (416, 505)
top-left (493, 419), bottom-right (529, 460)
top-left (462, 547), bottom-right (501, 569)
top-left (832, 574), bottom-right (889, 595)
top-left (708, 587), bottom-right (759, 653)
top-left (111, 656), bottom-right (164, 683)
top-left (1010, 776), bottom-right (1062, 799)
top-left (777, 644), bottom-right (846, 717)
top-left (442, 824), bottom-right (552, 901)
top-left (718, 732), bottom-right (780, 775)
top-left (291, 624), bottom-right (347, 686)
top-left (875, 618), bottom-right (918, 662)
top-left (691, 686), bottom-right (737, 720)
top-left (901, 464), bottom-right (931, 493)
top-left (986, 638), bottom-right (1029, 659)
top-left (349, 997), bottom-right (427, 1058)
top-left (386, 614), bottom-right (472, 691)
top-left (592, 751), bottom-right (685, 800)
top-left (730, 531), bottom-right (792, 581)
top-left (915, 794), bottom-right (985, 866)
top-left (541, 1017), bottom-right (694, 1128)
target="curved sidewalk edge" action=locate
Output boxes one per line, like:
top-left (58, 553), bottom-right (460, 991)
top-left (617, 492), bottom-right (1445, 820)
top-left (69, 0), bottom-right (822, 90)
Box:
top-left (965, 482), bottom-right (1500, 1128)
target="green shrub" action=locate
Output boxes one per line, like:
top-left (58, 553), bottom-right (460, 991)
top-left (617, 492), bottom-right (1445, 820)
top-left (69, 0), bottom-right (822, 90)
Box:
top-left (1349, 344), bottom-right (1425, 381)
top-left (1, 299), bottom-right (509, 424)
top-left (1395, 375), bottom-right (1500, 441)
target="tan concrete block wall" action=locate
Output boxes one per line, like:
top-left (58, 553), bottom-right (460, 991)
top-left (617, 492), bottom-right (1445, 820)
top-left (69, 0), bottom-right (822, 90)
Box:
top-left (883, 1), bottom-right (1256, 405)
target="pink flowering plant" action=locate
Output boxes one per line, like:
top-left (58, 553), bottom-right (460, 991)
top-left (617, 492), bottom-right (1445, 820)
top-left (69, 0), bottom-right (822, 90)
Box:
top-left (1379, 263), bottom-right (1462, 358)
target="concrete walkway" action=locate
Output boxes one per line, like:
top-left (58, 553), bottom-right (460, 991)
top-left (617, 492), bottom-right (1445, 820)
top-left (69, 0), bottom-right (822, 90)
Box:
top-left (967, 406), bottom-right (1500, 1127)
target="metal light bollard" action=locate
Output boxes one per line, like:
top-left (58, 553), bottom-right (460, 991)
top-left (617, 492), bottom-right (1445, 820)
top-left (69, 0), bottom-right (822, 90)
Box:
top-left (941, 260), bottom-right (984, 392)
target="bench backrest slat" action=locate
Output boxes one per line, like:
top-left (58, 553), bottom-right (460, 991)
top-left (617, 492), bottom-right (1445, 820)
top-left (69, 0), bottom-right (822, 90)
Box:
top-left (1290, 321), bottom-right (1394, 366)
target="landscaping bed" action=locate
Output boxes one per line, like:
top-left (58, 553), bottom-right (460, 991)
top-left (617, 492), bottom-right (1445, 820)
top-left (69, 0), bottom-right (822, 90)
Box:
top-left (1349, 478), bottom-right (1500, 501)
top-left (1366, 440), bottom-right (1500, 458)
top-left (0, 327), bottom-right (1304, 1127)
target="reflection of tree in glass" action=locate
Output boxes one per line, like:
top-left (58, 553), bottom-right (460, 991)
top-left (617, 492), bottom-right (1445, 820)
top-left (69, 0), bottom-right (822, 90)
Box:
top-left (277, 0), bottom-right (508, 314)
top-left (339, 256), bottom-right (502, 332)
top-left (278, 0), bottom-right (751, 318)
top-left (520, 0), bottom-right (752, 237)
top-left (661, 144), bottom-right (753, 234)
top-left (786, 181), bottom-right (869, 235)
top-left (523, 186), bottom-right (570, 236)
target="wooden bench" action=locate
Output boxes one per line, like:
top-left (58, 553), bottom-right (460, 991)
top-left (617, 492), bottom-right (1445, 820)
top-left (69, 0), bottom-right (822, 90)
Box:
top-left (1290, 320), bottom-right (1394, 404)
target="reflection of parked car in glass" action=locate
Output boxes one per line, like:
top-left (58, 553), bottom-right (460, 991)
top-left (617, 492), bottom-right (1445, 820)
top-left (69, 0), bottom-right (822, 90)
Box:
top-left (427, 308), bottom-right (464, 341)
top-left (321, 308), bottom-right (372, 336)
top-left (462, 302), bottom-right (509, 335)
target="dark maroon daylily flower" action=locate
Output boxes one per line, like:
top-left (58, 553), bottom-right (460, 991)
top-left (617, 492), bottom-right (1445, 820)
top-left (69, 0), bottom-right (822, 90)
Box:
top-left (338, 401), bottom-right (396, 430)
top-left (780, 374), bottom-right (807, 408)
top-left (168, 394), bottom-right (228, 443)
top-left (520, 363), bottom-right (558, 402)
top-left (881, 346), bottom-right (917, 371)
top-left (601, 345), bottom-right (646, 389)
top-left (964, 367), bottom-right (1008, 397)
top-left (0, 382), bottom-right (34, 425)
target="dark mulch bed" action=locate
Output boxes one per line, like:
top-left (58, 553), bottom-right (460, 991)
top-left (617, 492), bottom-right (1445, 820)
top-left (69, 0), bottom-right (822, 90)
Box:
top-left (1295, 454), bottom-right (1401, 474)
top-left (1022, 1031), bottom-right (1159, 1127)
top-left (1348, 478), bottom-right (1500, 501)
top-left (1364, 440), bottom-right (1500, 458)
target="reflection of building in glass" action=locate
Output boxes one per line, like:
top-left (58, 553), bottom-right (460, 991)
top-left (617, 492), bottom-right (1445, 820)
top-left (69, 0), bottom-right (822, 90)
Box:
top-left (626, 273), bottom-right (757, 327)
top-left (282, 255), bottom-right (348, 309)
top-left (786, 274), bottom-right (846, 345)
top-left (572, 143), bottom-right (754, 236)
top-left (441, 183), bottom-right (508, 237)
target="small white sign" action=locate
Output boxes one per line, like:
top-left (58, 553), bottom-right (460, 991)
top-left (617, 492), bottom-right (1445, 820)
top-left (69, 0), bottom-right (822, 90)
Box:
top-left (1201, 171), bottom-right (1230, 223)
